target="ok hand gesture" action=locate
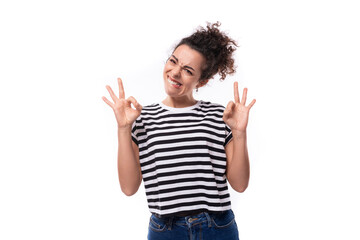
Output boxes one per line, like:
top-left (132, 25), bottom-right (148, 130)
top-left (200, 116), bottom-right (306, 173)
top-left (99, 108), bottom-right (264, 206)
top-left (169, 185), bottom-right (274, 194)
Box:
top-left (102, 78), bottom-right (142, 130)
top-left (223, 82), bottom-right (256, 133)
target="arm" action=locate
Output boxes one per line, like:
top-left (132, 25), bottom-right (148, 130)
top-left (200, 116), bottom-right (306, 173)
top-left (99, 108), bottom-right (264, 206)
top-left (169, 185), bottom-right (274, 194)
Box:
top-left (103, 78), bottom-right (143, 196)
top-left (225, 131), bottom-right (250, 192)
top-left (223, 82), bottom-right (255, 193)
top-left (117, 128), bottom-right (142, 196)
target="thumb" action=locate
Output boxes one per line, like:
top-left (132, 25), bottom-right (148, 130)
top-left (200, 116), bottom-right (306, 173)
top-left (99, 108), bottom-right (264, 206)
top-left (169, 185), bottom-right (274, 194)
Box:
top-left (223, 101), bottom-right (235, 120)
top-left (127, 96), bottom-right (142, 112)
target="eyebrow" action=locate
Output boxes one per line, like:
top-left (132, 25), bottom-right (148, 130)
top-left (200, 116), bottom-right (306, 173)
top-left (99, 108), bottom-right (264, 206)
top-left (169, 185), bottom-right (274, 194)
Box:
top-left (171, 55), bottom-right (196, 72)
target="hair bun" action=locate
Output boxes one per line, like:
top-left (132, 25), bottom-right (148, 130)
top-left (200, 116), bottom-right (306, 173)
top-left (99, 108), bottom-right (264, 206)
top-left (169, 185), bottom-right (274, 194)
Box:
top-left (174, 22), bottom-right (238, 82)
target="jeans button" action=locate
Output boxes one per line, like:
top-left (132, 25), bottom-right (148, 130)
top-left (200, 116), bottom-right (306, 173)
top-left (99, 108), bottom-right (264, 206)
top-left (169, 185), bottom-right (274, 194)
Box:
top-left (188, 218), bottom-right (193, 223)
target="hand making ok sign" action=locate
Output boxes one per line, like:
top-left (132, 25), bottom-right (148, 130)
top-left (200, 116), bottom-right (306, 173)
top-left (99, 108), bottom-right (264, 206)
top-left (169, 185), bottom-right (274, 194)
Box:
top-left (102, 78), bottom-right (142, 130)
top-left (223, 82), bottom-right (256, 133)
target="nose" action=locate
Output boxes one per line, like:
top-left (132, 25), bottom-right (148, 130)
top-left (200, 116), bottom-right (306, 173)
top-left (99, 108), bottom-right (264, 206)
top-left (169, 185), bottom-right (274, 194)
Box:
top-left (171, 65), bottom-right (181, 78)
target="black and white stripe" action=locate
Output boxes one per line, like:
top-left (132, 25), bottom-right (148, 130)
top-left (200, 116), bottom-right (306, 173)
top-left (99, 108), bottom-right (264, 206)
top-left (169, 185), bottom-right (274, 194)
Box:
top-left (132, 100), bottom-right (233, 216)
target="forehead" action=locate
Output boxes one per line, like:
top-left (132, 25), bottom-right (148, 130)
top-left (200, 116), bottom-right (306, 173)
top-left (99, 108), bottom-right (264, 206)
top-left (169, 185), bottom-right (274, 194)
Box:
top-left (172, 44), bottom-right (206, 69)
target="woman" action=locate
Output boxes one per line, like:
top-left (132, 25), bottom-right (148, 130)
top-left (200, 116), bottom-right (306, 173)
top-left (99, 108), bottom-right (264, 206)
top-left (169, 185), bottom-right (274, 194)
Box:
top-left (102, 22), bottom-right (256, 240)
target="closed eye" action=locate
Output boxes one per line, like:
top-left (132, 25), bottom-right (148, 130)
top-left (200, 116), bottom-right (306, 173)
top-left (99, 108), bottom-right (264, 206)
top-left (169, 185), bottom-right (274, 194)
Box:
top-left (185, 69), bottom-right (193, 75)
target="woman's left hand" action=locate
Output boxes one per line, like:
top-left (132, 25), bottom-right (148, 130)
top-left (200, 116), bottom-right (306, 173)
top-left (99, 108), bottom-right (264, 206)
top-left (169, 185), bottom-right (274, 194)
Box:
top-left (223, 82), bottom-right (256, 133)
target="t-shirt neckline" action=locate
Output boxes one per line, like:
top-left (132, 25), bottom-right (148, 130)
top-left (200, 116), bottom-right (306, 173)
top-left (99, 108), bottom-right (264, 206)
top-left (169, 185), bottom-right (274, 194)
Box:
top-left (159, 100), bottom-right (201, 112)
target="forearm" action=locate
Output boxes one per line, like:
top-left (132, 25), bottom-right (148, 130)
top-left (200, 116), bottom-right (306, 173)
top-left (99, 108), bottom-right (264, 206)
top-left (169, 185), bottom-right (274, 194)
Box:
top-left (227, 131), bottom-right (250, 192)
top-left (117, 128), bottom-right (141, 196)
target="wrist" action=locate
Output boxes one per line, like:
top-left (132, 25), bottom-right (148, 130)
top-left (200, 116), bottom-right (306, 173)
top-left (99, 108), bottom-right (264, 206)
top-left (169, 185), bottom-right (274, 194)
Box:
top-left (232, 130), bottom-right (247, 139)
top-left (117, 125), bottom-right (132, 133)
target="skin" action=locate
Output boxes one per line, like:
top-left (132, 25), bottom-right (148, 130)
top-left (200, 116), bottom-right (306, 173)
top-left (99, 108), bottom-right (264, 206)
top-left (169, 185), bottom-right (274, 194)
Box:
top-left (162, 44), bottom-right (208, 108)
top-left (102, 78), bottom-right (142, 196)
top-left (102, 43), bottom-right (256, 195)
top-left (223, 83), bottom-right (256, 192)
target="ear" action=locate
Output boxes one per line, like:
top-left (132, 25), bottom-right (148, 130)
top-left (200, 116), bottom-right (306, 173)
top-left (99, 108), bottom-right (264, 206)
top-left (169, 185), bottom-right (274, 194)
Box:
top-left (196, 79), bottom-right (209, 88)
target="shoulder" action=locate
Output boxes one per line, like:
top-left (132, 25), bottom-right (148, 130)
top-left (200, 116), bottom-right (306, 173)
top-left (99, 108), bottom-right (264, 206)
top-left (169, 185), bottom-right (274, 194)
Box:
top-left (198, 100), bottom-right (226, 112)
top-left (139, 103), bottom-right (163, 116)
top-left (135, 103), bottom-right (169, 122)
top-left (142, 103), bottom-right (161, 111)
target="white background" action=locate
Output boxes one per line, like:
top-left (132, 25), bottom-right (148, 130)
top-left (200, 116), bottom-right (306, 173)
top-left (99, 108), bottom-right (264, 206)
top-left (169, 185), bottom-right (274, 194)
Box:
top-left (1, 0), bottom-right (359, 239)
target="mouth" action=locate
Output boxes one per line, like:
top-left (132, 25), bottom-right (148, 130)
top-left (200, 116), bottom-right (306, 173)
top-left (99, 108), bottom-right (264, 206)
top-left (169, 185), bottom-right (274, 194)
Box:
top-left (167, 76), bottom-right (182, 88)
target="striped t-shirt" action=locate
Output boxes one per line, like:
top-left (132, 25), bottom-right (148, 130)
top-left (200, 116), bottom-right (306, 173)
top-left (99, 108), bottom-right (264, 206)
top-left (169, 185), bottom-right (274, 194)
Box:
top-left (131, 100), bottom-right (233, 217)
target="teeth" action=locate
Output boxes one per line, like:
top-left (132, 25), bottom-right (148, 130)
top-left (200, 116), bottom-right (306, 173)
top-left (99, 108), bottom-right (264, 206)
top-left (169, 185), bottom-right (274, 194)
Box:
top-left (168, 78), bottom-right (181, 86)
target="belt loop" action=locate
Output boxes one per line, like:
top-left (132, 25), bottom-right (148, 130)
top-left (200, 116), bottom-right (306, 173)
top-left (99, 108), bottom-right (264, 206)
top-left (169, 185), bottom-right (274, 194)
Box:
top-left (167, 216), bottom-right (174, 230)
top-left (204, 212), bottom-right (212, 228)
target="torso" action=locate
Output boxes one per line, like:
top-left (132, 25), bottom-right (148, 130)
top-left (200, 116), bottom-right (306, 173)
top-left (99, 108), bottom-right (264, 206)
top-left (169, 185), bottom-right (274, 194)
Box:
top-left (131, 100), bottom-right (233, 217)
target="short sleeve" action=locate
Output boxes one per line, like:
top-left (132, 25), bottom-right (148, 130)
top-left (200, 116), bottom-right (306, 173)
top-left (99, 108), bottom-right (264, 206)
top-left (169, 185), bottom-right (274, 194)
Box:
top-left (224, 124), bottom-right (233, 146)
top-left (131, 121), bottom-right (138, 146)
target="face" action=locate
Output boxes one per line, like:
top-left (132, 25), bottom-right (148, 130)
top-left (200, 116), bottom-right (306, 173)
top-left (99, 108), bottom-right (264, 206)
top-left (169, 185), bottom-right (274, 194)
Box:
top-left (163, 44), bottom-right (207, 99)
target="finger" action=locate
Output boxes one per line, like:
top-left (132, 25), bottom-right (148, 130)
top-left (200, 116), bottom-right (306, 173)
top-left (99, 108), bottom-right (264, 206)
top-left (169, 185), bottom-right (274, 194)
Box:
top-left (106, 85), bottom-right (118, 103)
top-left (127, 96), bottom-right (142, 111)
top-left (225, 101), bottom-right (235, 111)
top-left (234, 82), bottom-right (240, 103)
top-left (247, 99), bottom-right (256, 109)
top-left (102, 96), bottom-right (114, 108)
top-left (118, 77), bottom-right (125, 99)
top-left (223, 101), bottom-right (235, 119)
top-left (241, 88), bottom-right (248, 105)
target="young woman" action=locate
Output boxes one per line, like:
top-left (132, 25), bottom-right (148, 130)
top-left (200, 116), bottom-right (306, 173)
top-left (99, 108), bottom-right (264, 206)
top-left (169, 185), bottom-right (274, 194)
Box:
top-left (103, 22), bottom-right (256, 240)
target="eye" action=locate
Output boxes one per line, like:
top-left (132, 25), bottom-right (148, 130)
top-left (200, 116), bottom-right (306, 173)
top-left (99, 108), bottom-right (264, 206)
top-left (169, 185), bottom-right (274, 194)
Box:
top-left (169, 58), bottom-right (176, 64)
top-left (185, 69), bottom-right (193, 75)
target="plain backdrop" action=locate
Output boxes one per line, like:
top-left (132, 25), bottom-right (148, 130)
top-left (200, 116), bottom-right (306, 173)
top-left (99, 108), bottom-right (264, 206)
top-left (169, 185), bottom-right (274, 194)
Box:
top-left (1, 0), bottom-right (359, 239)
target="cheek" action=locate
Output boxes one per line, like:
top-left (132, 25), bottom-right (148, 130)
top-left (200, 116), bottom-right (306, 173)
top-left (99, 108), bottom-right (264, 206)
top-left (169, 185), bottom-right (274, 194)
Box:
top-left (184, 77), bottom-right (199, 89)
top-left (163, 66), bottom-right (169, 77)
top-left (163, 62), bottom-right (172, 71)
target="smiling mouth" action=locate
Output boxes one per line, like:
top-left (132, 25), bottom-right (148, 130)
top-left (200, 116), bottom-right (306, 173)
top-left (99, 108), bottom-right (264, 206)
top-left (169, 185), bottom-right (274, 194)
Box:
top-left (167, 77), bottom-right (182, 87)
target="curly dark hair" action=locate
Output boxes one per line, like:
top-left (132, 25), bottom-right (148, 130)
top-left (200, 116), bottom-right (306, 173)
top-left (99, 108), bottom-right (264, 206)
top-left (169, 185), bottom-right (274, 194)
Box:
top-left (173, 22), bottom-right (238, 84)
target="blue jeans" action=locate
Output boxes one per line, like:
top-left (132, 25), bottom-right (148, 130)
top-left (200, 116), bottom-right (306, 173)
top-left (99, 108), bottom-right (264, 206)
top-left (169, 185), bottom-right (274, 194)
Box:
top-left (148, 210), bottom-right (239, 240)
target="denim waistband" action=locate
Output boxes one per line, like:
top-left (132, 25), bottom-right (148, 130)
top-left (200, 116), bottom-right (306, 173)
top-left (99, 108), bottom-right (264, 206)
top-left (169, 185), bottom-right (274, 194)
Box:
top-left (151, 210), bottom-right (232, 230)
top-left (153, 209), bottom-right (205, 218)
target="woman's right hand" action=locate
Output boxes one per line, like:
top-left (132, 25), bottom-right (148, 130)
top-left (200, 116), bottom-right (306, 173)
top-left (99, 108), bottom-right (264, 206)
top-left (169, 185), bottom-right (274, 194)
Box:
top-left (102, 78), bottom-right (142, 130)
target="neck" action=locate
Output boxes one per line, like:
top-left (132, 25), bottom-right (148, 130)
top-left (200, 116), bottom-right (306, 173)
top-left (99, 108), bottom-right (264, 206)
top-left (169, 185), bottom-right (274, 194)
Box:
top-left (162, 96), bottom-right (197, 108)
